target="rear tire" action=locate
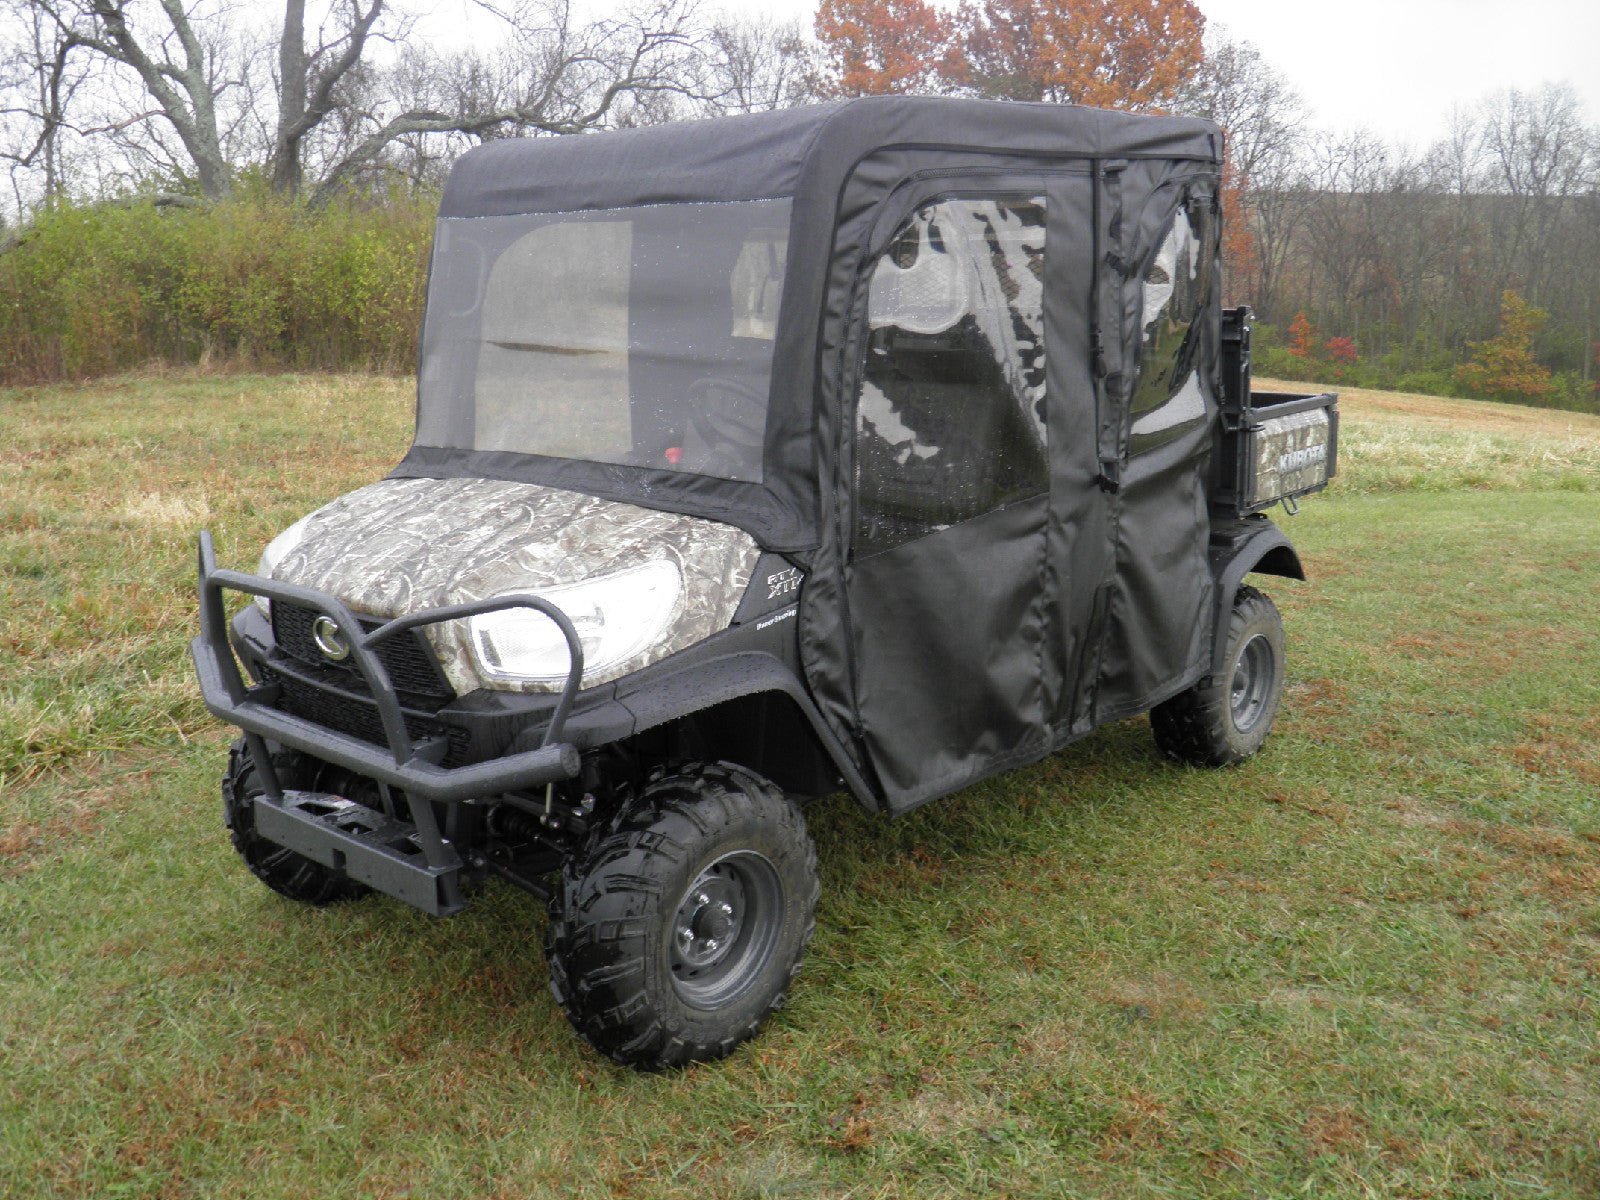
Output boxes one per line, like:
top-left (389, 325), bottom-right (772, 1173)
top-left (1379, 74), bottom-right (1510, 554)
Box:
top-left (222, 739), bottom-right (369, 905)
top-left (1151, 586), bottom-right (1285, 767)
top-left (546, 762), bottom-right (818, 1070)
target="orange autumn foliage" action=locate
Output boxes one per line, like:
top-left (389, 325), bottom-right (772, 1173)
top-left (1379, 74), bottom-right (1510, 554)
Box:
top-left (814, 0), bottom-right (956, 96)
top-left (1287, 311), bottom-right (1317, 359)
top-left (1455, 290), bottom-right (1555, 401)
top-left (815, 0), bottom-right (1205, 111)
top-left (1218, 157), bottom-right (1256, 305)
top-left (954, 0), bottom-right (1205, 108)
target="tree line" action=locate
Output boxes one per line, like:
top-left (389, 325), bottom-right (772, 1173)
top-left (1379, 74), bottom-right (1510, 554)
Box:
top-left (0, 0), bottom-right (1594, 408)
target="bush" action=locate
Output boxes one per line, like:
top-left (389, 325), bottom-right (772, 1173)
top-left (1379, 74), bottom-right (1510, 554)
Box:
top-left (0, 190), bottom-right (435, 383)
top-left (1394, 370), bottom-right (1463, 398)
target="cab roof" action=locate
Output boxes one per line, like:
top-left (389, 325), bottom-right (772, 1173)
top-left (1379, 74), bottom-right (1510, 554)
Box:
top-left (439, 95), bottom-right (1221, 219)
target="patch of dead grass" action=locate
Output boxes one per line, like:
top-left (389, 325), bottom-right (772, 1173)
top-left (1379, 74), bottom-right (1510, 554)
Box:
top-left (1257, 378), bottom-right (1600, 439)
top-left (1301, 1105), bottom-right (1371, 1157)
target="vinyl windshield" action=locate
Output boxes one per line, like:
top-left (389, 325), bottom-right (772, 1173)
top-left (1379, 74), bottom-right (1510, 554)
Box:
top-left (416, 198), bottom-right (793, 485)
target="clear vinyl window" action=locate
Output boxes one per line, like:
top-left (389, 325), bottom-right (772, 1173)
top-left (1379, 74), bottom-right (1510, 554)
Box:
top-left (416, 198), bottom-right (792, 484)
top-left (1128, 198), bottom-right (1215, 456)
top-left (853, 196), bottom-right (1048, 559)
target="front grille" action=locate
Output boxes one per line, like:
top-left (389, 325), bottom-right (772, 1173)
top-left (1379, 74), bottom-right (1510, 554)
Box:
top-left (260, 665), bottom-right (473, 767)
top-left (273, 602), bottom-right (452, 705)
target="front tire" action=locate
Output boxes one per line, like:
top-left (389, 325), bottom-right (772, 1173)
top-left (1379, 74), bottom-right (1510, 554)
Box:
top-left (546, 762), bottom-right (818, 1070)
top-left (1151, 586), bottom-right (1285, 766)
top-left (222, 739), bottom-right (368, 905)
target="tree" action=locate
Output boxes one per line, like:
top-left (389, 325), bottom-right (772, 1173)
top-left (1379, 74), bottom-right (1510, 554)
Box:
top-left (1478, 83), bottom-right (1591, 306)
top-left (813, 0), bottom-right (953, 97)
top-left (1172, 30), bottom-right (1306, 304)
top-left (1455, 289), bottom-right (1554, 401)
top-left (952, 0), bottom-right (1205, 109)
top-left (0, 3), bottom-right (89, 210)
top-left (39, 0), bottom-right (252, 200)
top-left (695, 14), bottom-right (824, 115)
top-left (315, 0), bottom-right (705, 201)
top-left (270, 0), bottom-right (385, 197)
top-left (1287, 311), bottom-right (1316, 359)
top-left (22, 0), bottom-right (708, 203)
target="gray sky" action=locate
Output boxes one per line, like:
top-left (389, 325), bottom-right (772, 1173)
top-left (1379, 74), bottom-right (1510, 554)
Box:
top-left (1195, 0), bottom-right (1600, 146)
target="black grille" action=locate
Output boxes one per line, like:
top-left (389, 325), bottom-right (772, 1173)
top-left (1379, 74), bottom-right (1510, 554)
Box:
top-left (260, 665), bottom-right (472, 767)
top-left (273, 602), bottom-right (452, 705)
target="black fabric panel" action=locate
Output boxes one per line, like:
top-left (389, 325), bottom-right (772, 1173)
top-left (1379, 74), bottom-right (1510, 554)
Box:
top-left (797, 155), bottom-right (1075, 807)
top-left (437, 103), bottom-right (846, 218)
top-left (1041, 173), bottom-right (1109, 738)
top-left (1095, 420), bottom-right (1214, 718)
top-left (1093, 164), bottom-right (1221, 720)
top-left (440, 97), bottom-right (1219, 222)
top-left (849, 497), bottom-right (1049, 810)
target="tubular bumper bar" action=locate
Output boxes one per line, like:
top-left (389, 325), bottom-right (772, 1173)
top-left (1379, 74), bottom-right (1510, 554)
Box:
top-left (190, 531), bottom-right (583, 804)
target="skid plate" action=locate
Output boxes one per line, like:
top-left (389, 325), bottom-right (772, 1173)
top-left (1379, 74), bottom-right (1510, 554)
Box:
top-left (252, 790), bottom-right (465, 915)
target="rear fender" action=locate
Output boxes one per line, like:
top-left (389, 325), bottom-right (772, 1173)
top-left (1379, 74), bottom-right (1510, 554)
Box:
top-left (1207, 522), bottom-right (1304, 676)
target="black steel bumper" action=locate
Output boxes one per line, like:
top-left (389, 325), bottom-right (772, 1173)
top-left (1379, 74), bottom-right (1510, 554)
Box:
top-left (191, 530), bottom-right (584, 804)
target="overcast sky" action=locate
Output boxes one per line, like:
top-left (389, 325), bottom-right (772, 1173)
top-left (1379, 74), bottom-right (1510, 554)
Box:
top-left (1194, 0), bottom-right (1600, 146)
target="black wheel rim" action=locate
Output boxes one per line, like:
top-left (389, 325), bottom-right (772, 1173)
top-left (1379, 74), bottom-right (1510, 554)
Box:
top-left (669, 850), bottom-right (784, 1010)
top-left (1230, 633), bottom-right (1275, 733)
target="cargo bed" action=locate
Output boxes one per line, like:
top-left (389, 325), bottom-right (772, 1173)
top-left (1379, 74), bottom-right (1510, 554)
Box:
top-left (1211, 307), bottom-right (1339, 516)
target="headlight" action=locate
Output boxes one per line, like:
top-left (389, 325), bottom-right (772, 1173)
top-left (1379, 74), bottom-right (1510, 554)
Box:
top-left (253, 514), bottom-right (313, 615)
top-left (468, 560), bottom-right (682, 686)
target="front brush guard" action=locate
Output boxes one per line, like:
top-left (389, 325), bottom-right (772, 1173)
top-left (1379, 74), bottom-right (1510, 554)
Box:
top-left (191, 531), bottom-right (585, 914)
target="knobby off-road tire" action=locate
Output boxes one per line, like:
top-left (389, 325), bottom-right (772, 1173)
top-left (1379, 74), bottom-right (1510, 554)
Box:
top-left (222, 738), bottom-right (368, 905)
top-left (1151, 586), bottom-right (1286, 767)
top-left (547, 762), bottom-right (819, 1070)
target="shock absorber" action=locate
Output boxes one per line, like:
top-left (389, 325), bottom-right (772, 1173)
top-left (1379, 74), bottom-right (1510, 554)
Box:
top-left (486, 804), bottom-right (547, 844)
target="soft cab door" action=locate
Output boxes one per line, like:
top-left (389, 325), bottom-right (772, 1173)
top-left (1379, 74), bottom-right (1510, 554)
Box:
top-left (839, 177), bottom-right (1094, 811)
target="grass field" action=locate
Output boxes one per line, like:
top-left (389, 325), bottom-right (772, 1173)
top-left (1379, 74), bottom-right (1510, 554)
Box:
top-left (2, 374), bottom-right (1598, 1198)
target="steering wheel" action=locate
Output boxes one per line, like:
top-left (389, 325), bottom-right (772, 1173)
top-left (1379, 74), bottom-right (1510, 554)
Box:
top-left (675, 375), bottom-right (766, 478)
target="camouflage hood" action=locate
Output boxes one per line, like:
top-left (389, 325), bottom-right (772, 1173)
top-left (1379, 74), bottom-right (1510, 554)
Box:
top-left (267, 477), bottom-right (762, 694)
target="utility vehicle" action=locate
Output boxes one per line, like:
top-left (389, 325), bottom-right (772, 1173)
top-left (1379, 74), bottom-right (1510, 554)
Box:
top-left (193, 96), bottom-right (1337, 1068)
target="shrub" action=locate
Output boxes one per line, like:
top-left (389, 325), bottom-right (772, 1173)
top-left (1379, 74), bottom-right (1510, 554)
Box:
top-left (1287, 311), bottom-right (1317, 359)
top-left (0, 191), bottom-right (435, 383)
top-left (1454, 290), bottom-right (1555, 403)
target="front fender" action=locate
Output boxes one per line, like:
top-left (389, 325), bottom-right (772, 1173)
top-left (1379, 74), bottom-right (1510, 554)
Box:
top-left (1207, 519), bottom-right (1305, 676)
top-left (509, 646), bottom-right (883, 812)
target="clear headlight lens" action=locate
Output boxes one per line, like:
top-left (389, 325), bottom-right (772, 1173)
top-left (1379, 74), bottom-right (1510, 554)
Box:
top-left (468, 559), bottom-right (682, 686)
top-left (253, 514), bottom-right (314, 616)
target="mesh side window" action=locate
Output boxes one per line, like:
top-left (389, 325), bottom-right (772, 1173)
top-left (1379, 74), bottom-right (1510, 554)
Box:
top-left (854, 197), bottom-right (1048, 559)
top-left (1129, 200), bottom-right (1215, 456)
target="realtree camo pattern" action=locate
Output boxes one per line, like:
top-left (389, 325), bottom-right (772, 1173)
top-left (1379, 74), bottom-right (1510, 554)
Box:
top-left (268, 477), bottom-right (761, 695)
top-left (1250, 408), bottom-right (1332, 508)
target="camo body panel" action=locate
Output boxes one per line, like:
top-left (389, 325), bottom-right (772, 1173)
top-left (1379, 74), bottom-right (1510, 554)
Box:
top-left (1249, 408), bottom-right (1332, 507)
top-left (269, 477), bottom-right (761, 694)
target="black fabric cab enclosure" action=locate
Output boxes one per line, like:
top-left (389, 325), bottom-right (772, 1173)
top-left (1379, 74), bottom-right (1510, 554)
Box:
top-left (394, 96), bottom-right (1228, 814)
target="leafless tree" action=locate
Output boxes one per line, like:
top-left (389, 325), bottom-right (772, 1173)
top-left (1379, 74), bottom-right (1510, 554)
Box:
top-left (270, 0), bottom-right (386, 196)
top-left (9, 0), bottom-right (708, 203)
top-left (0, 3), bottom-right (87, 210)
top-left (1172, 30), bottom-right (1309, 312)
top-left (314, 0), bottom-right (706, 200)
top-left (694, 12), bottom-right (822, 115)
top-left (1174, 31), bottom-right (1304, 187)
top-left (1477, 83), bottom-right (1591, 306)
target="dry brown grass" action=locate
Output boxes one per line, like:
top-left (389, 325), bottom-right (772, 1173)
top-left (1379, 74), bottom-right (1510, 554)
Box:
top-left (1258, 377), bottom-right (1600, 494)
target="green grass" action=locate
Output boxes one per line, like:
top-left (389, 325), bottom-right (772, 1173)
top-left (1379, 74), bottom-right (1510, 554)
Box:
top-left (3, 374), bottom-right (1599, 1198)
